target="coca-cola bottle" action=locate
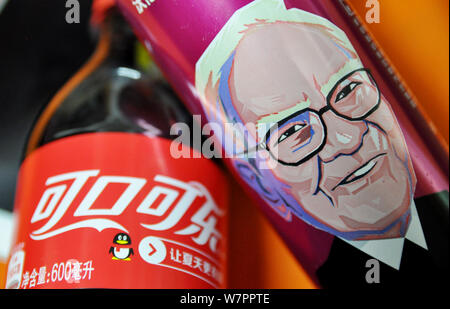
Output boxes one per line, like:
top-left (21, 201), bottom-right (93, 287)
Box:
top-left (4, 6), bottom-right (228, 289)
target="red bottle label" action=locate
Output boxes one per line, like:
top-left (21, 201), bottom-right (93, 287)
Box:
top-left (5, 133), bottom-right (228, 289)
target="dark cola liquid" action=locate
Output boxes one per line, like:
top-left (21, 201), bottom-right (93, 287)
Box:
top-left (39, 66), bottom-right (192, 147)
top-left (35, 12), bottom-right (193, 150)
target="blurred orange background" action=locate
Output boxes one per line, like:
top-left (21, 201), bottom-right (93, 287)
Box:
top-left (0, 263), bottom-right (5, 288)
top-left (348, 0), bottom-right (449, 144)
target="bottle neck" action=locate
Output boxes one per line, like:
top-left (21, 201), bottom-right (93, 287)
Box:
top-left (99, 10), bottom-right (136, 69)
top-left (25, 10), bottom-right (135, 157)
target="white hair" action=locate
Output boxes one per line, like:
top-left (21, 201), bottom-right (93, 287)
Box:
top-left (195, 0), bottom-right (357, 99)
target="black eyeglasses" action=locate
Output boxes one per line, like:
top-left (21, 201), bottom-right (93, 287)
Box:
top-left (259, 68), bottom-right (380, 166)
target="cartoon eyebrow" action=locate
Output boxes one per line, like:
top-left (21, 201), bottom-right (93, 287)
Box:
top-left (255, 98), bottom-right (311, 130)
top-left (320, 58), bottom-right (361, 97)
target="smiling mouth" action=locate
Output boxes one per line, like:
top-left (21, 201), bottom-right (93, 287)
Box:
top-left (332, 153), bottom-right (387, 191)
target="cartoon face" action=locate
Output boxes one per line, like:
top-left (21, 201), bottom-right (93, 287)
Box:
top-left (113, 233), bottom-right (132, 245)
top-left (196, 1), bottom-right (416, 240)
top-left (228, 22), bottom-right (415, 238)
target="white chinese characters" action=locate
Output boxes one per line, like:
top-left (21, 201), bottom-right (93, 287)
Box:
top-left (29, 170), bottom-right (224, 253)
top-left (131, 0), bottom-right (156, 14)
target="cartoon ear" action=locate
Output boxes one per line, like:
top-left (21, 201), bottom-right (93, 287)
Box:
top-left (203, 71), bottom-right (222, 120)
top-left (235, 159), bottom-right (276, 203)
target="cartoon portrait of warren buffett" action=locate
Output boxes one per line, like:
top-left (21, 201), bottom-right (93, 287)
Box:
top-left (195, 0), bottom-right (416, 240)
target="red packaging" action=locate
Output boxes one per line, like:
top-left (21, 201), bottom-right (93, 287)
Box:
top-left (6, 133), bottom-right (228, 289)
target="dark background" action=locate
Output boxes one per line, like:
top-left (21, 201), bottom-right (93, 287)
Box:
top-left (0, 0), bottom-right (95, 211)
